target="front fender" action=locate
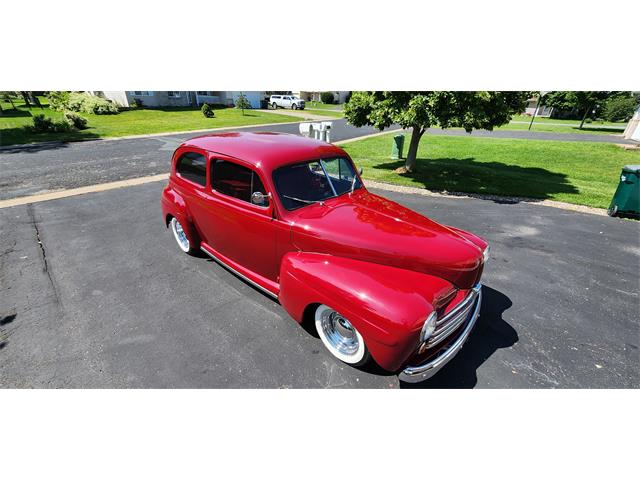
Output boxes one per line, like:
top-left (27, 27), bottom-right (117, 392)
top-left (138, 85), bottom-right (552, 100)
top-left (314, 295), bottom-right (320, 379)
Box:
top-left (278, 252), bottom-right (455, 372)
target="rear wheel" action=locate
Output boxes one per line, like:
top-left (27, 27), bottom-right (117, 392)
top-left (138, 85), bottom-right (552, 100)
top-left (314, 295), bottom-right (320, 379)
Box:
top-left (292, 103), bottom-right (297, 110)
top-left (272, 102), bottom-right (277, 110)
top-left (315, 304), bottom-right (370, 366)
top-left (607, 205), bottom-right (618, 217)
top-left (170, 217), bottom-right (195, 254)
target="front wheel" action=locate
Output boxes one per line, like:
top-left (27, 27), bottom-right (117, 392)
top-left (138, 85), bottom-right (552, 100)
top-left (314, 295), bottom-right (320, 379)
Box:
top-left (607, 205), bottom-right (618, 217)
top-left (315, 304), bottom-right (370, 366)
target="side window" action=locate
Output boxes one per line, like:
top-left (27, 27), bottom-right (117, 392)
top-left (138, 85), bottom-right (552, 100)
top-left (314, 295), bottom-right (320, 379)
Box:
top-left (211, 160), bottom-right (269, 206)
top-left (176, 151), bottom-right (206, 186)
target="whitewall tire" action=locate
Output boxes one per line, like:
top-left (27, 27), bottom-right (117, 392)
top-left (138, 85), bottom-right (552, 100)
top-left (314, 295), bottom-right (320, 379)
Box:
top-left (315, 304), bottom-right (370, 366)
top-left (170, 217), bottom-right (191, 253)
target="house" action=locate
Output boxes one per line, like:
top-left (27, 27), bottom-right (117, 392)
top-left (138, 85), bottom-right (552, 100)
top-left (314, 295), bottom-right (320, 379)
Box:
top-left (87, 91), bottom-right (266, 108)
top-left (293, 91), bottom-right (351, 104)
top-left (524, 94), bottom-right (554, 117)
top-left (623, 105), bottom-right (640, 141)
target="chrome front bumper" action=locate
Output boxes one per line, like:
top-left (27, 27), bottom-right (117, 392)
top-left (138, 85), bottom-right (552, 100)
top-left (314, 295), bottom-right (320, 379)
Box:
top-left (399, 285), bottom-right (482, 383)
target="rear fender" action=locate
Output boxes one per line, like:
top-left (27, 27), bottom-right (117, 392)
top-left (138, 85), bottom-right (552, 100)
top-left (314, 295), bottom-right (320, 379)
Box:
top-left (279, 252), bottom-right (455, 371)
top-left (161, 185), bottom-right (200, 248)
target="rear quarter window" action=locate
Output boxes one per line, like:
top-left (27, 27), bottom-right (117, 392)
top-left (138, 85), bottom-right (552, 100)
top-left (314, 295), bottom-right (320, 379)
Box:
top-left (176, 151), bottom-right (206, 186)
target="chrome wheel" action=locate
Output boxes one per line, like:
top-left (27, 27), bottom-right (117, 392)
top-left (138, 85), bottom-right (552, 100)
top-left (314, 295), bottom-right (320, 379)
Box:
top-left (170, 217), bottom-right (190, 253)
top-left (315, 304), bottom-right (367, 365)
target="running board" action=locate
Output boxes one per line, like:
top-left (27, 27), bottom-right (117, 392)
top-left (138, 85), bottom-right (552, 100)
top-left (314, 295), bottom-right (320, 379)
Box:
top-left (200, 244), bottom-right (279, 300)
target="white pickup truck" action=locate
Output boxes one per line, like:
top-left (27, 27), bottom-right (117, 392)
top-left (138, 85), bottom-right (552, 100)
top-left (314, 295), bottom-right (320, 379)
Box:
top-left (270, 95), bottom-right (305, 110)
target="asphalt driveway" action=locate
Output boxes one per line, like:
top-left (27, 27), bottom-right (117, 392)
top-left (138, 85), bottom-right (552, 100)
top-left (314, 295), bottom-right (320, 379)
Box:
top-left (1, 182), bottom-right (638, 388)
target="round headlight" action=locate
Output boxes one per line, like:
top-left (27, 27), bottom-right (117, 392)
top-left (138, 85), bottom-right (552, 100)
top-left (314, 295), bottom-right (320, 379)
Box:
top-left (420, 312), bottom-right (438, 343)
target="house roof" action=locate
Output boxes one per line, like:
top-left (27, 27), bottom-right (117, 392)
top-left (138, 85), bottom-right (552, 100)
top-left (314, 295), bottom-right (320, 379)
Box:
top-left (182, 132), bottom-right (347, 172)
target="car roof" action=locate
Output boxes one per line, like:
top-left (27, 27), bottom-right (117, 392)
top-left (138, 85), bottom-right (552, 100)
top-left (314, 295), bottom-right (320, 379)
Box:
top-left (181, 132), bottom-right (348, 172)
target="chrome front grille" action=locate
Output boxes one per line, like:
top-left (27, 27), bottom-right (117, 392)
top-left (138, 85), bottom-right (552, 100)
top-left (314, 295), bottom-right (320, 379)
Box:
top-left (425, 284), bottom-right (481, 350)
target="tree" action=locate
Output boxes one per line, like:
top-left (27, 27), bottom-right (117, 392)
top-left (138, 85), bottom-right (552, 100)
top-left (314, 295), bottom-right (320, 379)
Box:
top-left (235, 92), bottom-right (251, 116)
top-left (1, 91), bottom-right (18, 110)
top-left (344, 91), bottom-right (529, 172)
top-left (320, 91), bottom-right (335, 104)
top-left (602, 94), bottom-right (639, 122)
top-left (544, 91), bottom-right (625, 129)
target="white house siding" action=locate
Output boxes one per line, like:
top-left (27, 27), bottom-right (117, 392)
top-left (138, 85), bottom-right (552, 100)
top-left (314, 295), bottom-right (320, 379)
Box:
top-left (294, 91), bottom-right (351, 103)
top-left (126, 91), bottom-right (192, 108)
top-left (623, 106), bottom-right (640, 141)
top-left (97, 91), bottom-right (130, 107)
top-left (227, 91), bottom-right (263, 109)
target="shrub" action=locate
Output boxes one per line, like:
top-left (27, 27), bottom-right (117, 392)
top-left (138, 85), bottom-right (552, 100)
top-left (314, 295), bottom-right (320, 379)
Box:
top-left (53, 117), bottom-right (74, 132)
top-left (201, 103), bottom-right (215, 118)
top-left (64, 111), bottom-right (88, 129)
top-left (32, 114), bottom-right (55, 132)
top-left (320, 91), bottom-right (335, 104)
top-left (131, 98), bottom-right (143, 108)
top-left (31, 114), bottom-right (74, 133)
top-left (47, 91), bottom-right (71, 111)
top-left (603, 96), bottom-right (638, 122)
top-left (78, 94), bottom-right (119, 114)
top-left (51, 92), bottom-right (119, 115)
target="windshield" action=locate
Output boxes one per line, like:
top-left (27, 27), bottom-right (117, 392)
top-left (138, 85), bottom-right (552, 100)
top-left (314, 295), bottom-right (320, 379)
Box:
top-left (273, 157), bottom-right (363, 210)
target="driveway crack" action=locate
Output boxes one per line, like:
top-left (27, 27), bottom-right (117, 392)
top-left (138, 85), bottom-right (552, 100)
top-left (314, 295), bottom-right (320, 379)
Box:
top-left (27, 203), bottom-right (61, 308)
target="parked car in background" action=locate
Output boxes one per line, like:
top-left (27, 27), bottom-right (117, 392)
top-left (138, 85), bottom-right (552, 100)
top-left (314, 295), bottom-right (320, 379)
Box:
top-left (161, 132), bottom-right (489, 383)
top-left (270, 95), bottom-right (305, 110)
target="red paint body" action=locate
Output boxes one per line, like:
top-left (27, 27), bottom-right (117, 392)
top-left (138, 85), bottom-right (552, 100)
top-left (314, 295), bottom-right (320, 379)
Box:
top-left (161, 132), bottom-right (487, 372)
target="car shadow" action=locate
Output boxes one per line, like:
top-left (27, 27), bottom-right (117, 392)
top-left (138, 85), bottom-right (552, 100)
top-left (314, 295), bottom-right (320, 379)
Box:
top-left (400, 285), bottom-right (517, 389)
top-left (0, 312), bottom-right (17, 351)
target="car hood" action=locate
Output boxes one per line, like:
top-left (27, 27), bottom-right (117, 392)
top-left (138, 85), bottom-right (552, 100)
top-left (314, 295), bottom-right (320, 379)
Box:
top-left (289, 190), bottom-right (486, 289)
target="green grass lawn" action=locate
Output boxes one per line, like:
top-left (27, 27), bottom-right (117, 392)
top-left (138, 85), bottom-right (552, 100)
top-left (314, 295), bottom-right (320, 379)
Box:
top-left (0, 98), bottom-right (301, 146)
top-left (303, 108), bottom-right (345, 118)
top-left (500, 114), bottom-right (627, 135)
top-left (342, 132), bottom-right (640, 209)
top-left (305, 101), bottom-right (344, 111)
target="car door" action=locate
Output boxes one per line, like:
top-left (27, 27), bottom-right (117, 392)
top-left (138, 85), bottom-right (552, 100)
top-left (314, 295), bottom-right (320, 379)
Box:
top-left (171, 147), bottom-right (211, 243)
top-left (200, 155), bottom-right (278, 283)
top-left (282, 96), bottom-right (291, 108)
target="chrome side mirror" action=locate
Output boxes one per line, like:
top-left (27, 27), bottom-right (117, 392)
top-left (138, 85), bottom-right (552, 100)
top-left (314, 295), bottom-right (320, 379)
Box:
top-left (359, 167), bottom-right (363, 175)
top-left (251, 191), bottom-right (268, 206)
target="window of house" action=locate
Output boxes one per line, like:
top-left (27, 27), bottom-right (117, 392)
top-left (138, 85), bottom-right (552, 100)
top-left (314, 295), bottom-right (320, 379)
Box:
top-left (132, 91), bottom-right (152, 96)
top-left (167, 91), bottom-right (180, 98)
top-left (197, 91), bottom-right (212, 96)
top-left (176, 152), bottom-right (207, 186)
top-left (211, 160), bottom-right (268, 206)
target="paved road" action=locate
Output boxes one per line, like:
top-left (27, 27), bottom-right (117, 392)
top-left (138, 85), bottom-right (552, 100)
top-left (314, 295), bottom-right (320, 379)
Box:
top-left (1, 182), bottom-right (638, 388)
top-left (0, 119), bottom-right (634, 201)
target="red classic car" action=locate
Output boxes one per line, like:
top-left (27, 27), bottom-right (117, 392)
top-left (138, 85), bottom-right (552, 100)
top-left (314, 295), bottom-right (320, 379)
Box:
top-left (161, 132), bottom-right (489, 382)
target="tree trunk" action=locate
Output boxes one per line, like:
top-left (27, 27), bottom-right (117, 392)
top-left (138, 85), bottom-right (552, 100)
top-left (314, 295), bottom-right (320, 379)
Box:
top-left (579, 104), bottom-right (591, 129)
top-left (21, 91), bottom-right (31, 109)
top-left (405, 126), bottom-right (424, 172)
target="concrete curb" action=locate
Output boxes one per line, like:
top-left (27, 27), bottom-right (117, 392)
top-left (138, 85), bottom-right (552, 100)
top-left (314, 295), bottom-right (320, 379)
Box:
top-left (363, 180), bottom-right (608, 217)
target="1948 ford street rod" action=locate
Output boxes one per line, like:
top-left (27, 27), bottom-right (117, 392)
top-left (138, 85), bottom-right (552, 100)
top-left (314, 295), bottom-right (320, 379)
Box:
top-left (161, 132), bottom-right (489, 382)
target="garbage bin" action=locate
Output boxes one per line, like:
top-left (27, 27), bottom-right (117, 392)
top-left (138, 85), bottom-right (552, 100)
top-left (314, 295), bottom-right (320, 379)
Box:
top-left (608, 165), bottom-right (640, 217)
top-left (391, 134), bottom-right (405, 159)
top-left (260, 99), bottom-right (268, 109)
